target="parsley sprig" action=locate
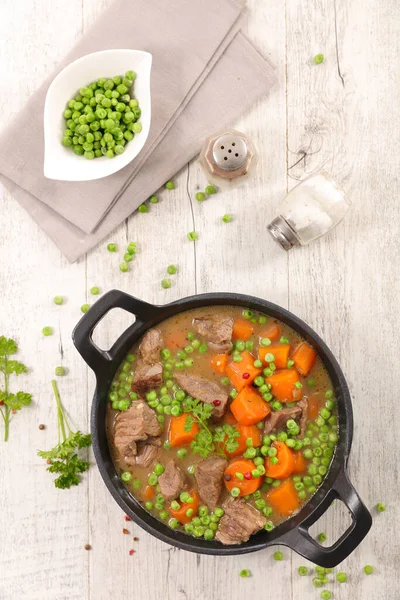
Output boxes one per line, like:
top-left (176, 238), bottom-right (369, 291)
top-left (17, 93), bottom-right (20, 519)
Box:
top-left (38, 380), bottom-right (91, 489)
top-left (0, 336), bottom-right (32, 442)
top-left (183, 397), bottom-right (239, 458)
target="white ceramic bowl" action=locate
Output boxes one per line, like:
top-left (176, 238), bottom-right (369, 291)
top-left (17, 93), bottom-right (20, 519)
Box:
top-left (44, 49), bottom-right (152, 181)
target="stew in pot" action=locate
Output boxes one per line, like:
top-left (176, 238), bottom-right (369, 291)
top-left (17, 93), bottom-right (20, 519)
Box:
top-left (107, 306), bottom-right (338, 544)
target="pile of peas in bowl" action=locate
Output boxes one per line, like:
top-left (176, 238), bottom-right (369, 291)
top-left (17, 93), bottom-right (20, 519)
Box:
top-left (62, 70), bottom-right (142, 160)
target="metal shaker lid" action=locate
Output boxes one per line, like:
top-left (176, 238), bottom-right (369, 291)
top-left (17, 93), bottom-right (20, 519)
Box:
top-left (267, 216), bottom-right (299, 251)
top-left (212, 133), bottom-right (248, 171)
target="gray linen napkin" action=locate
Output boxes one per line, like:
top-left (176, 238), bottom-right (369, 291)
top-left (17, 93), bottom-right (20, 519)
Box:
top-left (0, 0), bottom-right (245, 234)
top-left (5, 32), bottom-right (277, 262)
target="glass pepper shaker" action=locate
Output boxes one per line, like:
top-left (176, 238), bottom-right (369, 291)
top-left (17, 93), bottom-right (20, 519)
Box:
top-left (199, 130), bottom-right (257, 189)
top-left (267, 172), bottom-right (350, 250)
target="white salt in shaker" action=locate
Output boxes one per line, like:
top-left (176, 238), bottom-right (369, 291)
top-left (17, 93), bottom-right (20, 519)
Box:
top-left (267, 172), bottom-right (350, 250)
top-left (199, 130), bottom-right (257, 189)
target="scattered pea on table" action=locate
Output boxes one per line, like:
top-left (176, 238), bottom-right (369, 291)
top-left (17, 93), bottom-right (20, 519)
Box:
top-left (239, 569), bottom-right (251, 578)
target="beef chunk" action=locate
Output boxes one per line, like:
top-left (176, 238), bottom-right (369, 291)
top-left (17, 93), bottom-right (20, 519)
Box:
top-left (216, 497), bottom-right (266, 545)
top-left (158, 460), bottom-right (186, 501)
top-left (264, 405), bottom-right (302, 435)
top-left (114, 401), bottom-right (162, 465)
top-left (135, 443), bottom-right (159, 468)
top-left (132, 361), bottom-right (163, 395)
top-left (192, 315), bottom-right (233, 354)
top-left (174, 373), bottom-right (228, 419)
top-left (139, 328), bottom-right (163, 365)
top-left (195, 456), bottom-right (228, 511)
top-left (297, 397), bottom-right (308, 438)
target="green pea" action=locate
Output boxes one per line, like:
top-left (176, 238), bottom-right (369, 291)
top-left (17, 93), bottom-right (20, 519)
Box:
top-left (196, 192), bottom-right (206, 202)
top-left (42, 327), bottom-right (53, 336)
top-left (121, 471), bottom-right (131, 482)
top-left (154, 463), bottom-right (164, 476)
top-left (147, 474), bottom-right (158, 486)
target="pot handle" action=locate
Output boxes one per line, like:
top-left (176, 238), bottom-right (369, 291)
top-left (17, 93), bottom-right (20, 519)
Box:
top-left (279, 467), bottom-right (372, 567)
top-left (72, 289), bottom-right (156, 373)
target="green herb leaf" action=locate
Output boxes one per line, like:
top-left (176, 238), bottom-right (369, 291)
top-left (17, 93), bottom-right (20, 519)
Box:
top-left (0, 336), bottom-right (32, 441)
top-left (0, 336), bottom-right (18, 357)
top-left (4, 391), bottom-right (32, 410)
top-left (38, 381), bottom-right (91, 489)
top-left (184, 414), bottom-right (194, 433)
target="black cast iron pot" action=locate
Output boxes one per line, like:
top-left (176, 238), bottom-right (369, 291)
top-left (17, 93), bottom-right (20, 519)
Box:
top-left (72, 290), bottom-right (372, 567)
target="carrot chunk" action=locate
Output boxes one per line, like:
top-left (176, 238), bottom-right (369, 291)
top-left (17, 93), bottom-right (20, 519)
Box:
top-left (264, 441), bottom-right (295, 479)
top-left (164, 331), bottom-right (189, 350)
top-left (267, 479), bottom-right (300, 516)
top-left (266, 369), bottom-right (302, 402)
top-left (232, 318), bottom-right (254, 341)
top-left (222, 424), bottom-right (261, 458)
top-left (221, 410), bottom-right (238, 426)
top-left (230, 386), bottom-right (271, 426)
top-left (210, 353), bottom-right (229, 374)
top-left (224, 459), bottom-right (262, 496)
top-left (259, 323), bottom-right (281, 341)
top-left (226, 351), bottom-right (262, 392)
top-left (169, 414), bottom-right (200, 447)
top-left (308, 395), bottom-right (322, 420)
top-left (259, 344), bottom-right (290, 369)
top-left (143, 485), bottom-right (155, 501)
top-left (169, 490), bottom-right (200, 524)
top-left (292, 451), bottom-right (308, 474)
top-left (291, 342), bottom-right (317, 376)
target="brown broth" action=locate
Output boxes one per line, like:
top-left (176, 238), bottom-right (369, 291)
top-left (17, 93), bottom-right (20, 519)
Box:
top-left (107, 306), bottom-right (337, 539)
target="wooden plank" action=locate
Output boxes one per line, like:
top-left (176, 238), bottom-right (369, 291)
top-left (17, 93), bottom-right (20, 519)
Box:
top-left (286, 0), bottom-right (400, 598)
top-left (1, 0), bottom-right (399, 597)
top-left (0, 1), bottom-right (88, 599)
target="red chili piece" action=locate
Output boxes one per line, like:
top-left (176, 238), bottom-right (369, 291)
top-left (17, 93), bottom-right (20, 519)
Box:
top-left (0, 400), bottom-right (4, 406)
top-left (244, 472), bottom-right (252, 480)
top-left (129, 549), bottom-right (135, 555)
top-left (213, 399), bottom-right (221, 406)
top-left (124, 515), bottom-right (132, 522)
top-left (122, 528), bottom-right (129, 535)
top-left (242, 372), bottom-right (250, 380)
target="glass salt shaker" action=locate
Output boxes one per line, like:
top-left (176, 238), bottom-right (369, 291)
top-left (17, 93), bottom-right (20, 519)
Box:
top-left (267, 172), bottom-right (350, 250)
top-left (199, 130), bottom-right (257, 189)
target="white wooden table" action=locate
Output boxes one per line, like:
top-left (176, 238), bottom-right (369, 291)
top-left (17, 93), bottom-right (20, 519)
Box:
top-left (1, 0), bottom-right (399, 598)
